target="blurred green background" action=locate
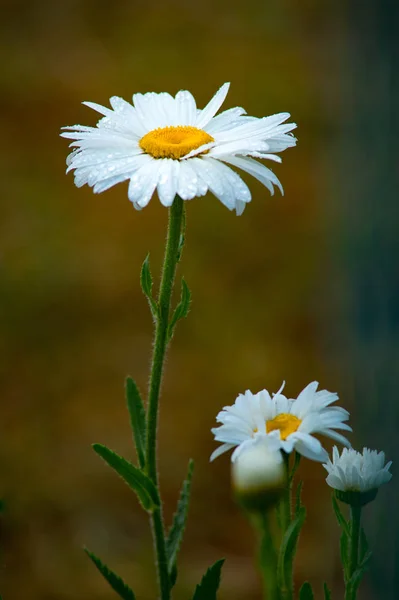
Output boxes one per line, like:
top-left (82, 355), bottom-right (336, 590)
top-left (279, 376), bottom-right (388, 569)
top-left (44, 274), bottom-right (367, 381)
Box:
top-left (1, 0), bottom-right (398, 598)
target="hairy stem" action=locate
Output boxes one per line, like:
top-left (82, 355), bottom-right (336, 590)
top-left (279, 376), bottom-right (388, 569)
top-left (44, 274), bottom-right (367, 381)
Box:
top-left (259, 512), bottom-right (280, 600)
top-left (345, 505), bottom-right (362, 600)
top-left (146, 196), bottom-right (184, 600)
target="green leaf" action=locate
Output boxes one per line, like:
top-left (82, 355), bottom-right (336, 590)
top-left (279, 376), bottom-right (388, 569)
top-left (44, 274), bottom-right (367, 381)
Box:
top-left (289, 451), bottom-right (301, 482)
top-left (295, 480), bottom-right (304, 516)
top-left (299, 582), bottom-right (314, 599)
top-left (168, 278), bottom-right (191, 340)
top-left (125, 377), bottom-right (146, 469)
top-left (166, 459), bottom-right (194, 581)
top-left (169, 563), bottom-right (178, 589)
top-left (347, 563), bottom-right (368, 597)
top-left (176, 205), bottom-right (186, 263)
top-left (140, 254), bottom-right (158, 318)
top-left (277, 507), bottom-right (306, 592)
top-left (93, 444), bottom-right (159, 512)
top-left (359, 527), bottom-right (369, 563)
top-left (192, 559), bottom-right (225, 600)
top-left (85, 548), bottom-right (136, 600)
top-left (332, 493), bottom-right (349, 536)
top-left (359, 549), bottom-right (372, 570)
top-left (323, 582), bottom-right (332, 600)
top-left (340, 530), bottom-right (350, 583)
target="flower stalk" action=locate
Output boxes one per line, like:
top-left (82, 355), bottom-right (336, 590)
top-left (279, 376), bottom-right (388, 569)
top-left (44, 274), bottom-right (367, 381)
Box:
top-left (345, 505), bottom-right (361, 600)
top-left (259, 512), bottom-right (279, 600)
top-left (146, 195), bottom-right (185, 600)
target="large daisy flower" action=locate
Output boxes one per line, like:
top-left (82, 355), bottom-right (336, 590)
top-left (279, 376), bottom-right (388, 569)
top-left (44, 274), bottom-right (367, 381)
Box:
top-left (210, 382), bottom-right (352, 463)
top-left (324, 447), bottom-right (392, 493)
top-left (61, 83), bottom-right (296, 214)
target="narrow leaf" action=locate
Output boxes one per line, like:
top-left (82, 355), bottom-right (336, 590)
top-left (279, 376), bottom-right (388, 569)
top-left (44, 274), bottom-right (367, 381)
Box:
top-left (295, 480), bottom-right (304, 516)
top-left (176, 205), bottom-right (186, 263)
top-left (125, 377), bottom-right (146, 469)
top-left (85, 548), bottom-right (136, 600)
top-left (169, 563), bottom-right (178, 589)
top-left (277, 507), bottom-right (306, 591)
top-left (359, 550), bottom-right (372, 570)
top-left (359, 527), bottom-right (369, 563)
top-left (289, 451), bottom-right (301, 482)
top-left (166, 460), bottom-right (194, 577)
top-left (323, 582), bottom-right (332, 600)
top-left (347, 564), bottom-right (368, 596)
top-left (140, 254), bottom-right (158, 318)
top-left (140, 253), bottom-right (153, 297)
top-left (168, 278), bottom-right (191, 340)
top-left (299, 582), bottom-right (314, 599)
top-left (332, 493), bottom-right (349, 536)
top-left (93, 444), bottom-right (159, 511)
top-left (192, 559), bottom-right (225, 600)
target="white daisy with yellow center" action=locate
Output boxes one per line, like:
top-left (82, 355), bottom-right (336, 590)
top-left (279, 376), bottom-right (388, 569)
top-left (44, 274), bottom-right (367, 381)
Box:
top-left (210, 381), bottom-right (352, 463)
top-left (61, 83), bottom-right (297, 214)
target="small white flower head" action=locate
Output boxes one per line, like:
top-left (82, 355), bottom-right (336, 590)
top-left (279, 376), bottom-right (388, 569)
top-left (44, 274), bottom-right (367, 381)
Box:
top-left (324, 447), bottom-right (392, 506)
top-left (211, 381), bottom-right (351, 463)
top-left (61, 83), bottom-right (297, 215)
top-left (232, 437), bottom-right (286, 511)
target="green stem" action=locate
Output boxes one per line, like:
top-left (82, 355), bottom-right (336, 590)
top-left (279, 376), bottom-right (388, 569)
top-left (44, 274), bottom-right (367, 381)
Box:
top-left (146, 196), bottom-right (184, 600)
top-left (259, 512), bottom-right (279, 600)
top-left (280, 453), bottom-right (292, 532)
top-left (278, 452), bottom-right (294, 600)
top-left (345, 505), bottom-right (362, 600)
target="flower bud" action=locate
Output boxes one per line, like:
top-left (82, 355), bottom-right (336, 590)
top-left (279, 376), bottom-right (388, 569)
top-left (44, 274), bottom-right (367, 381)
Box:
top-left (232, 442), bottom-right (286, 512)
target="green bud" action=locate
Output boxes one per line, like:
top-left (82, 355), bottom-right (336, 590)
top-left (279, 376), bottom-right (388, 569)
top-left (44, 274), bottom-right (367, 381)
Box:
top-left (232, 444), bottom-right (286, 512)
top-left (335, 488), bottom-right (378, 507)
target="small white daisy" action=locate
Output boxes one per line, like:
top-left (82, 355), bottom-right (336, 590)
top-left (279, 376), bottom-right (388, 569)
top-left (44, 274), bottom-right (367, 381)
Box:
top-left (61, 83), bottom-right (296, 215)
top-left (210, 381), bottom-right (351, 463)
top-left (324, 447), bottom-right (392, 494)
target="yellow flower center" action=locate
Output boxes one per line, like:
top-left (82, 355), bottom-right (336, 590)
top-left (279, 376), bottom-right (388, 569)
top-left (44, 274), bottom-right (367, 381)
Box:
top-left (139, 125), bottom-right (214, 160)
top-left (266, 414), bottom-right (302, 440)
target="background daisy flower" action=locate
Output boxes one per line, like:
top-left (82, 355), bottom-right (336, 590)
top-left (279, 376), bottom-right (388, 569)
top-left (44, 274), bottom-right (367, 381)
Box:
top-left (211, 381), bottom-right (351, 463)
top-left (324, 446), bottom-right (392, 493)
top-left (61, 83), bottom-right (296, 214)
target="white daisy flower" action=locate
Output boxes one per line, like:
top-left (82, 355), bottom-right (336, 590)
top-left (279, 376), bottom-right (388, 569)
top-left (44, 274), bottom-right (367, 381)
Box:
top-left (210, 381), bottom-right (351, 463)
top-left (324, 447), bottom-right (392, 494)
top-left (61, 83), bottom-right (296, 215)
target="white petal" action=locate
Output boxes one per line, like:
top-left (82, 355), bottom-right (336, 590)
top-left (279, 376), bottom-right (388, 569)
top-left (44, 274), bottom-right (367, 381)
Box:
top-left (108, 96), bottom-right (147, 137)
top-left (205, 107), bottom-right (247, 134)
top-left (214, 113), bottom-right (293, 143)
top-left (190, 157), bottom-right (235, 210)
top-left (210, 443), bottom-right (235, 462)
top-left (127, 159), bottom-right (161, 208)
top-left (320, 429), bottom-right (352, 448)
top-left (93, 173), bottom-right (131, 193)
top-left (132, 93), bottom-right (162, 132)
top-left (209, 139), bottom-right (271, 158)
top-left (175, 90), bottom-right (197, 125)
top-left (82, 154), bottom-right (150, 187)
top-left (221, 155), bottom-right (282, 195)
top-left (156, 159), bottom-right (179, 207)
top-left (83, 101), bottom-right (113, 117)
top-left (292, 432), bottom-right (328, 462)
top-left (195, 83), bottom-right (230, 129)
top-left (176, 160), bottom-right (199, 200)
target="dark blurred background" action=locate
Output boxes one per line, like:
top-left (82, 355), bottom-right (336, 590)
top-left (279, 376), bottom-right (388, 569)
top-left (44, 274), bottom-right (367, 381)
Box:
top-left (1, 0), bottom-right (398, 598)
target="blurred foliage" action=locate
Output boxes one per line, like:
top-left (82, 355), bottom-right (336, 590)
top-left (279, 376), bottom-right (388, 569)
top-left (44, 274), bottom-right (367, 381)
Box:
top-left (0, 0), bottom-right (397, 599)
